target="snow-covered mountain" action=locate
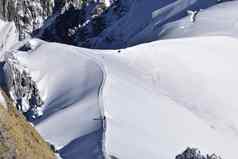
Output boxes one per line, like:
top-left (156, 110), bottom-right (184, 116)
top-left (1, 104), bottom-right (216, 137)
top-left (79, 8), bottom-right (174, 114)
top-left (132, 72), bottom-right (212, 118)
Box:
top-left (89, 0), bottom-right (214, 48)
top-left (35, 0), bottom-right (220, 49)
top-left (0, 1), bottom-right (238, 159)
top-left (4, 35), bottom-right (238, 159)
top-left (90, 0), bottom-right (238, 49)
top-left (159, 0), bottom-right (238, 40)
top-left (0, 0), bottom-right (226, 49)
top-left (0, 0), bottom-right (114, 44)
top-left (0, 0), bottom-right (56, 40)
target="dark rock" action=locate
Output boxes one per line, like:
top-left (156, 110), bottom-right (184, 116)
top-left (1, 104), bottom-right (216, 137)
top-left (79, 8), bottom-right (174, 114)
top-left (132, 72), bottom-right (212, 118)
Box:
top-left (176, 147), bottom-right (222, 159)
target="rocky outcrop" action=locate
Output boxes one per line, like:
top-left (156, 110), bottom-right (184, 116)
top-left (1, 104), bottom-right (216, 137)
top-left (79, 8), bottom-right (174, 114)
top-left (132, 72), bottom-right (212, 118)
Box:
top-left (176, 147), bottom-right (222, 159)
top-left (39, 0), bottom-right (127, 47)
top-left (0, 0), bottom-right (116, 47)
top-left (0, 0), bottom-right (84, 40)
top-left (0, 0), bottom-right (55, 40)
top-left (39, 0), bottom-right (113, 46)
top-left (0, 90), bottom-right (56, 159)
top-left (3, 50), bottom-right (44, 120)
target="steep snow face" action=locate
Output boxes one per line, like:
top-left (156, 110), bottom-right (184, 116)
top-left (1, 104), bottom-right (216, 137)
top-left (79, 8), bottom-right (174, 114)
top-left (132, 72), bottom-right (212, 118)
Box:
top-left (27, 0), bottom-right (222, 49)
top-left (7, 36), bottom-right (238, 159)
top-left (2, 1), bottom-right (238, 159)
top-left (1, 0), bottom-right (234, 50)
top-left (0, 0), bottom-right (229, 49)
top-left (92, 0), bottom-right (219, 49)
top-left (0, 20), bottom-right (18, 53)
top-left (11, 40), bottom-right (104, 159)
top-left (159, 1), bottom-right (238, 39)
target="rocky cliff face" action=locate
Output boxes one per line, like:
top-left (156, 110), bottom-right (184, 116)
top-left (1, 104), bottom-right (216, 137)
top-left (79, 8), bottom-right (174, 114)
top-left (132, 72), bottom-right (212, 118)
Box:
top-left (0, 0), bottom-right (228, 49)
top-left (0, 0), bottom-right (118, 47)
top-left (0, 0), bottom-right (54, 40)
top-left (0, 90), bottom-right (56, 159)
top-left (38, 0), bottom-right (128, 47)
top-left (176, 147), bottom-right (222, 159)
top-left (3, 45), bottom-right (44, 120)
top-left (0, 0), bottom-right (84, 40)
top-left (0, 41), bottom-right (56, 158)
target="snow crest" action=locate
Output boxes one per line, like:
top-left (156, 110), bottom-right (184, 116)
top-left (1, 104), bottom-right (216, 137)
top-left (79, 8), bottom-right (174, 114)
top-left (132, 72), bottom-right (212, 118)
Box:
top-left (3, 36), bottom-right (238, 159)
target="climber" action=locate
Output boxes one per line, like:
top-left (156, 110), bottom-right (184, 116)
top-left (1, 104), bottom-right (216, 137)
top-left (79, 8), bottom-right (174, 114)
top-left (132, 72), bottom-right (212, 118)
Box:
top-left (93, 115), bottom-right (107, 130)
top-left (187, 10), bottom-right (199, 23)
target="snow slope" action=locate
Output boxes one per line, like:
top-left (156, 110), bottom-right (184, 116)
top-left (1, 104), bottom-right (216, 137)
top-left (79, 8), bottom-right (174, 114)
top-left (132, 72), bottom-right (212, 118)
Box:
top-left (159, 1), bottom-right (238, 40)
top-left (13, 40), bottom-right (104, 158)
top-left (10, 36), bottom-right (238, 159)
top-left (97, 36), bottom-right (238, 159)
top-left (0, 20), bottom-right (18, 53)
top-left (1, 1), bottom-right (238, 159)
top-left (92, 0), bottom-right (219, 49)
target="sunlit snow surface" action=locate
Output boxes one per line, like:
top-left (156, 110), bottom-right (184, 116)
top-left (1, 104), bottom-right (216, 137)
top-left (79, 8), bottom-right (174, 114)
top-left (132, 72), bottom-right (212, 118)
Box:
top-left (0, 20), bottom-right (18, 54)
top-left (100, 37), bottom-right (238, 159)
top-left (12, 36), bottom-right (238, 159)
top-left (15, 41), bottom-right (104, 158)
top-left (159, 1), bottom-right (238, 39)
top-left (2, 1), bottom-right (238, 159)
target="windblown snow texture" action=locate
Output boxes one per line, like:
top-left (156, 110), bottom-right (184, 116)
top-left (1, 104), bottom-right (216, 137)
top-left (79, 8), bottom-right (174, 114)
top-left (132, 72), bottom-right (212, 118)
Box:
top-left (9, 35), bottom-right (238, 159)
top-left (1, 1), bottom-right (238, 159)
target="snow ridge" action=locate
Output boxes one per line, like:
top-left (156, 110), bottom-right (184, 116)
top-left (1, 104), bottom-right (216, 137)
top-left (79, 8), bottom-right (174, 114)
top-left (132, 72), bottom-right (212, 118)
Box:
top-left (2, 1), bottom-right (238, 159)
top-left (5, 36), bottom-right (238, 159)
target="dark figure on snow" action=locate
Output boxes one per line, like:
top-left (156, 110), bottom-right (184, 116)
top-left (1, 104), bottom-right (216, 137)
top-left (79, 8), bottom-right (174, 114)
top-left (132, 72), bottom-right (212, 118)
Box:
top-left (16, 98), bottom-right (22, 111)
